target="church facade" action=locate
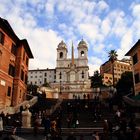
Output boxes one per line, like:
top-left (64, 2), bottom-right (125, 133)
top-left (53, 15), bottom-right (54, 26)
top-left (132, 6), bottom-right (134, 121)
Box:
top-left (28, 39), bottom-right (92, 99)
top-left (50, 39), bottom-right (91, 99)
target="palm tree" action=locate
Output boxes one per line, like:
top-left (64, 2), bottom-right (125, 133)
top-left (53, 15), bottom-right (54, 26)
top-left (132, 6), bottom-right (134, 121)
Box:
top-left (108, 50), bottom-right (118, 87)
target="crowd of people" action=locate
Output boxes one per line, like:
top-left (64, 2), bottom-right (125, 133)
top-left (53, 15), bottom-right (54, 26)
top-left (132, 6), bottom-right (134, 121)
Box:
top-left (0, 95), bottom-right (140, 140)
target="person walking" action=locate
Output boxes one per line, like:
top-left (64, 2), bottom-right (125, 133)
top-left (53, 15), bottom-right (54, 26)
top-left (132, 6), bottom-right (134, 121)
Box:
top-left (42, 116), bottom-right (51, 136)
top-left (33, 116), bottom-right (40, 136)
top-left (95, 131), bottom-right (100, 140)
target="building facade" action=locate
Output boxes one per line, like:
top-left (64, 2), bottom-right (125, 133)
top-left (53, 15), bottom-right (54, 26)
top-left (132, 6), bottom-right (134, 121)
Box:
top-left (53, 40), bottom-right (90, 99)
top-left (0, 17), bottom-right (33, 108)
top-left (102, 73), bottom-right (113, 86)
top-left (125, 39), bottom-right (140, 95)
top-left (28, 40), bottom-right (92, 99)
top-left (28, 69), bottom-right (56, 86)
top-left (100, 59), bottom-right (132, 86)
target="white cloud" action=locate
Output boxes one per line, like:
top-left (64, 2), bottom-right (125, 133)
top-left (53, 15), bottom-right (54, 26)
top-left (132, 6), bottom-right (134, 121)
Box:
top-left (131, 3), bottom-right (140, 18)
top-left (78, 23), bottom-right (104, 44)
top-left (118, 30), bottom-right (133, 59)
top-left (93, 44), bottom-right (105, 53)
top-left (90, 56), bottom-right (103, 65)
top-left (116, 2), bottom-right (140, 60)
top-left (101, 18), bottom-right (111, 36)
top-left (27, 28), bottom-right (62, 69)
top-left (89, 64), bottom-right (101, 76)
top-left (45, 1), bottom-right (54, 15)
top-left (88, 56), bottom-right (103, 75)
top-left (97, 0), bottom-right (109, 13)
top-left (0, 0), bottom-right (62, 70)
top-left (1, 0), bottom-right (140, 77)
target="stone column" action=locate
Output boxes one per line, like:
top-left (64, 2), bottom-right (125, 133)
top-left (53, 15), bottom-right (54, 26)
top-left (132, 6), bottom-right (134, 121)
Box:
top-left (22, 105), bottom-right (32, 128)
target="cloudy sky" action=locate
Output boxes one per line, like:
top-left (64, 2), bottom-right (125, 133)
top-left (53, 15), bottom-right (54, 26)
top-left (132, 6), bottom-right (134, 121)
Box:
top-left (0, 0), bottom-right (140, 75)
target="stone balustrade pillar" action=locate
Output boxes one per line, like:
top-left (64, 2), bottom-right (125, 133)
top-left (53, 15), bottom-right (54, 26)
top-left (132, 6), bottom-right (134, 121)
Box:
top-left (22, 104), bottom-right (32, 128)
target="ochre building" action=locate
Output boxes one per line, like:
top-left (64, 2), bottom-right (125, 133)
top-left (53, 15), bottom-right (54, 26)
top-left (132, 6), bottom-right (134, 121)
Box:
top-left (100, 59), bottom-right (132, 86)
top-left (125, 39), bottom-right (140, 95)
top-left (0, 17), bottom-right (33, 108)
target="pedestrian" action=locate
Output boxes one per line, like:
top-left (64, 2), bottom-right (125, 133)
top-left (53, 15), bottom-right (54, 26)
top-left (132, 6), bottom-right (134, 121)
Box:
top-left (56, 116), bottom-right (62, 134)
top-left (42, 115), bottom-right (51, 136)
top-left (76, 119), bottom-right (79, 128)
top-left (103, 120), bottom-right (109, 140)
top-left (0, 117), bottom-right (3, 137)
top-left (50, 120), bottom-right (58, 140)
top-left (33, 116), bottom-right (40, 136)
top-left (66, 114), bottom-right (72, 128)
top-left (115, 109), bottom-right (121, 123)
top-left (0, 112), bottom-right (5, 126)
top-left (92, 133), bottom-right (96, 140)
top-left (95, 131), bottom-right (100, 140)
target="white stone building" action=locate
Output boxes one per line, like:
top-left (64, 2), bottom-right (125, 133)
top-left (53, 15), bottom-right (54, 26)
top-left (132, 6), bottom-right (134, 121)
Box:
top-left (28, 69), bottom-right (56, 86)
top-left (28, 39), bottom-right (92, 99)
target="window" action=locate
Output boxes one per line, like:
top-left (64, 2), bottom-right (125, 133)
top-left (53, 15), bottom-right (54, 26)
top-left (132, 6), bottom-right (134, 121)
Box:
top-left (11, 43), bottom-right (17, 55)
top-left (25, 74), bottom-right (28, 84)
top-left (133, 53), bottom-right (138, 65)
top-left (8, 64), bottom-right (15, 77)
top-left (44, 73), bottom-right (47, 76)
top-left (23, 51), bottom-right (25, 60)
top-left (26, 57), bottom-right (28, 66)
top-left (19, 90), bottom-right (22, 98)
top-left (60, 52), bottom-right (63, 58)
top-left (0, 31), bottom-right (4, 45)
top-left (135, 73), bottom-right (140, 84)
top-left (7, 86), bottom-right (11, 96)
top-left (82, 71), bottom-right (84, 78)
top-left (21, 69), bottom-right (24, 81)
top-left (44, 78), bottom-right (47, 83)
top-left (81, 51), bottom-right (85, 57)
top-left (59, 72), bottom-right (62, 79)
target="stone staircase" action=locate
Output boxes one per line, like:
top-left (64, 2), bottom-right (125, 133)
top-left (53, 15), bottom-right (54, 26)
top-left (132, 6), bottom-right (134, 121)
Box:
top-left (54, 99), bottom-right (116, 128)
top-left (0, 96), bottom-right (38, 114)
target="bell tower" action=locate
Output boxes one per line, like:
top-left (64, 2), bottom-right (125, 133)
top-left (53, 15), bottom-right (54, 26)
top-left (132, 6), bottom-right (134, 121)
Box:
top-left (57, 40), bottom-right (67, 61)
top-left (78, 39), bottom-right (88, 59)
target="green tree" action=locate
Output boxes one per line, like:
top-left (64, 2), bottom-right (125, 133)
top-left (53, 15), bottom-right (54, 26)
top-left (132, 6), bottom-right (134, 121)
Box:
top-left (91, 70), bottom-right (103, 88)
top-left (42, 82), bottom-right (51, 87)
top-left (27, 84), bottom-right (38, 95)
top-left (116, 71), bottom-right (134, 96)
top-left (108, 50), bottom-right (118, 87)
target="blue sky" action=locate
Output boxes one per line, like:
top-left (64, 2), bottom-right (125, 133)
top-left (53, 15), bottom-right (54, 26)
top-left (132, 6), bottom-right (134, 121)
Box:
top-left (1, 0), bottom-right (140, 75)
